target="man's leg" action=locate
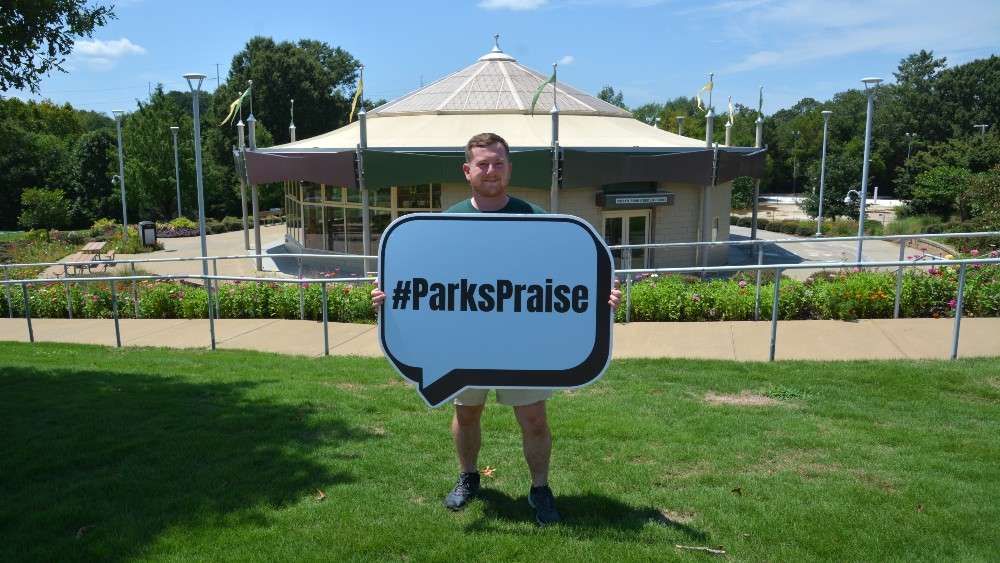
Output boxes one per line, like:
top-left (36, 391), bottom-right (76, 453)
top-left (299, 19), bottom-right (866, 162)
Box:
top-left (452, 404), bottom-right (485, 472)
top-left (512, 400), bottom-right (551, 487)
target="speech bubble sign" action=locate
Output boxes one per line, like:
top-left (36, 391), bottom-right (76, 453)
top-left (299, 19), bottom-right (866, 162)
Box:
top-left (378, 213), bottom-right (614, 407)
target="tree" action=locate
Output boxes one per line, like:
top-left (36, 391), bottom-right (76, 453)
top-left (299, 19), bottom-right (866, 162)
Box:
top-left (798, 140), bottom-right (865, 222)
top-left (731, 176), bottom-right (755, 209)
top-left (961, 165), bottom-right (1000, 225)
top-left (0, 1), bottom-right (115, 93)
top-left (597, 85), bottom-right (626, 109)
top-left (909, 166), bottom-right (971, 218)
top-left (214, 37), bottom-right (359, 146)
top-left (18, 187), bottom-right (70, 230)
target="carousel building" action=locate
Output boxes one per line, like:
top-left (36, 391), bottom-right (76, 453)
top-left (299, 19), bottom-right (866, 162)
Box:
top-left (241, 40), bottom-right (764, 273)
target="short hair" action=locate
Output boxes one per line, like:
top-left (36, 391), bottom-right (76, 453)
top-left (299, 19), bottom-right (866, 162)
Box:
top-left (465, 132), bottom-right (510, 163)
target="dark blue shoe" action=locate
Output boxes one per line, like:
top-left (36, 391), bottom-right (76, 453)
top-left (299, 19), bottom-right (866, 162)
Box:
top-left (528, 485), bottom-right (561, 525)
top-left (444, 472), bottom-right (480, 511)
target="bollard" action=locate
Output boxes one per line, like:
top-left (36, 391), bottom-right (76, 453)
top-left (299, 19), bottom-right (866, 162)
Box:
top-left (893, 241), bottom-right (905, 319)
top-left (63, 265), bottom-right (72, 319)
top-left (754, 244), bottom-right (765, 321)
top-left (110, 281), bottom-right (121, 348)
top-left (130, 262), bottom-right (140, 319)
top-left (768, 268), bottom-right (782, 362)
top-left (951, 263), bottom-right (967, 360)
top-left (321, 282), bottom-right (329, 356)
top-left (212, 258), bottom-right (221, 320)
top-left (298, 257), bottom-right (305, 321)
top-left (4, 268), bottom-right (13, 319)
top-left (22, 283), bottom-right (34, 343)
top-left (624, 251), bottom-right (632, 324)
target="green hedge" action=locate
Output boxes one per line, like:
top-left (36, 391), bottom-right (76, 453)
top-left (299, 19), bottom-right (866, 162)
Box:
top-left (5, 264), bottom-right (998, 322)
top-left (0, 281), bottom-right (376, 323)
top-left (613, 263), bottom-right (1000, 322)
top-left (730, 216), bottom-right (884, 236)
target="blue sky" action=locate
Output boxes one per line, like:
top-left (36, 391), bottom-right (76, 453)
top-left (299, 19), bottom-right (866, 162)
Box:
top-left (10, 0), bottom-right (1000, 117)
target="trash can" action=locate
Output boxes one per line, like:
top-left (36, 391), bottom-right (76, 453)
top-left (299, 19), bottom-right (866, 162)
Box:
top-left (139, 221), bottom-right (156, 246)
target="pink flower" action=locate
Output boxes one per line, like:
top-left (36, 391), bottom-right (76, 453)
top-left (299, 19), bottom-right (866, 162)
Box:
top-left (691, 294), bottom-right (701, 302)
top-left (990, 250), bottom-right (999, 258)
top-left (301, 282), bottom-right (310, 288)
top-left (948, 298), bottom-right (957, 310)
top-left (970, 249), bottom-right (980, 257)
top-left (852, 267), bottom-right (861, 273)
top-left (738, 279), bottom-right (748, 288)
top-left (929, 267), bottom-right (939, 275)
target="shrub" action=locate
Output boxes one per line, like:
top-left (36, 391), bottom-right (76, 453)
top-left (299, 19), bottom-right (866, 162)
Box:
top-left (90, 218), bottom-right (119, 238)
top-left (18, 188), bottom-right (71, 231)
top-left (168, 217), bottom-right (198, 230)
top-left (221, 216), bottom-right (243, 232)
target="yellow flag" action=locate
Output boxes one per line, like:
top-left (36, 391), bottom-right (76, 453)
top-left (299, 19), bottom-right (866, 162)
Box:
top-left (349, 75), bottom-right (364, 122)
top-left (695, 81), bottom-right (712, 111)
top-left (220, 88), bottom-right (250, 127)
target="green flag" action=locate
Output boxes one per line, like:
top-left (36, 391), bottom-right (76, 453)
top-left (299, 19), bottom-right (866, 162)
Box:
top-left (220, 87), bottom-right (250, 127)
top-left (529, 73), bottom-right (556, 115)
top-left (349, 75), bottom-right (364, 122)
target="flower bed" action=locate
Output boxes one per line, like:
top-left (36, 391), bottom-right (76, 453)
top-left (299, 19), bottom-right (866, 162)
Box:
top-left (4, 256), bottom-right (998, 323)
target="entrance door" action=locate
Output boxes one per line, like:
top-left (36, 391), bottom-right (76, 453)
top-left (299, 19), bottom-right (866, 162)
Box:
top-left (603, 211), bottom-right (650, 270)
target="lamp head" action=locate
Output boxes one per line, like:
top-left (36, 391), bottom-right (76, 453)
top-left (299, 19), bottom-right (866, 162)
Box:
top-left (861, 77), bottom-right (883, 91)
top-left (821, 110), bottom-right (832, 116)
top-left (183, 73), bottom-right (207, 92)
top-left (170, 126), bottom-right (179, 133)
top-left (112, 109), bottom-right (124, 120)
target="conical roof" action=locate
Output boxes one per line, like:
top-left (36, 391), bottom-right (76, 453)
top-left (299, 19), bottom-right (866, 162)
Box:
top-left (372, 39), bottom-right (632, 118)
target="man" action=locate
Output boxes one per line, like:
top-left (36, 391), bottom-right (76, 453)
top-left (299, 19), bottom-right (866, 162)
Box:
top-left (372, 132), bottom-right (620, 525)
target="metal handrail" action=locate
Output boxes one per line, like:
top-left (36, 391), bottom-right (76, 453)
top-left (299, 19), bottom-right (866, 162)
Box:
top-left (4, 255), bottom-right (997, 362)
top-left (0, 252), bottom-right (377, 271)
top-left (607, 230), bottom-right (1000, 251)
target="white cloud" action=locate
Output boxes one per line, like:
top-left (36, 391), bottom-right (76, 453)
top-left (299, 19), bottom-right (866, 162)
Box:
top-left (478, 0), bottom-right (547, 10)
top-left (558, 55), bottom-right (575, 65)
top-left (74, 38), bottom-right (146, 71)
top-left (720, 0), bottom-right (1000, 73)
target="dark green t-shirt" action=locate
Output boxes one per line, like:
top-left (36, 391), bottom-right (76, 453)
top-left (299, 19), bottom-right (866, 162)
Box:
top-left (445, 196), bottom-right (546, 214)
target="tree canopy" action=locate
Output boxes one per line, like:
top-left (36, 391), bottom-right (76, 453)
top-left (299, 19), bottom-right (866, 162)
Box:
top-left (0, 0), bottom-right (115, 93)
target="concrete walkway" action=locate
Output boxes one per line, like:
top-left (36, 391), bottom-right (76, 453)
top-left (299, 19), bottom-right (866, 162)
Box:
top-left (2, 317), bottom-right (997, 361)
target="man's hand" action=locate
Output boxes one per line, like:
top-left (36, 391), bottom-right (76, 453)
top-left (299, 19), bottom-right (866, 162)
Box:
top-left (609, 278), bottom-right (622, 310)
top-left (371, 280), bottom-right (385, 310)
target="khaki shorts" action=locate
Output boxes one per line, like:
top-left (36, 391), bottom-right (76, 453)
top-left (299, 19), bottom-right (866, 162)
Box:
top-left (453, 388), bottom-right (554, 407)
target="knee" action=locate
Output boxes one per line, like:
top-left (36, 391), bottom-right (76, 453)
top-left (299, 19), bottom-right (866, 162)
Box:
top-left (517, 405), bottom-right (549, 436)
top-left (454, 405), bottom-right (484, 427)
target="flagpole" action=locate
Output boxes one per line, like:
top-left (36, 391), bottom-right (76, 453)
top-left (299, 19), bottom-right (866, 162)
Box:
top-left (550, 63), bottom-right (560, 213)
top-left (356, 65), bottom-right (371, 275)
top-left (237, 119), bottom-right (250, 250)
top-left (704, 73), bottom-right (715, 148)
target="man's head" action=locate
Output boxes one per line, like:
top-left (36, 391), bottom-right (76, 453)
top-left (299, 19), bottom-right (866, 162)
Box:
top-left (463, 132), bottom-right (511, 199)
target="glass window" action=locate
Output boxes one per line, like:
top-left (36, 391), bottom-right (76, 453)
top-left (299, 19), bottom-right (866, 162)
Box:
top-left (397, 184), bottom-right (429, 208)
top-left (327, 206), bottom-right (346, 253)
top-left (371, 209), bottom-right (392, 246)
top-left (302, 182), bottom-right (322, 202)
top-left (345, 208), bottom-right (364, 255)
top-left (370, 187), bottom-right (392, 208)
top-left (325, 186), bottom-right (344, 202)
top-left (304, 204), bottom-right (324, 249)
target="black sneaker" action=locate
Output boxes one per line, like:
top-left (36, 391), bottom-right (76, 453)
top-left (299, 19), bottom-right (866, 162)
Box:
top-left (443, 472), bottom-right (480, 511)
top-left (528, 485), bottom-right (561, 525)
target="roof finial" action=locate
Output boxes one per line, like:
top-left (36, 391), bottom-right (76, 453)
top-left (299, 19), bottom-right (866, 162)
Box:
top-left (492, 34), bottom-right (501, 53)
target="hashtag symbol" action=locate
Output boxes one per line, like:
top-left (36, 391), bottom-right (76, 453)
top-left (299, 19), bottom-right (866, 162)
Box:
top-left (392, 280), bottom-right (411, 309)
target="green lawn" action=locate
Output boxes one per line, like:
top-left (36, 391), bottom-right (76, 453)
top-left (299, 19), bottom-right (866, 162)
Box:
top-left (1, 343), bottom-right (998, 562)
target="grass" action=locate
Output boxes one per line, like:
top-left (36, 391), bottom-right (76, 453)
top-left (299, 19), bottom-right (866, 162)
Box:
top-left (1, 343), bottom-right (998, 562)
top-left (0, 236), bottom-right (77, 279)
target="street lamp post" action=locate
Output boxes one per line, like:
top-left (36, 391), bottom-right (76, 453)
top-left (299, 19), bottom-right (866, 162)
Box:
top-left (183, 72), bottom-right (215, 348)
top-left (791, 130), bottom-right (800, 198)
top-left (856, 77), bottom-right (883, 263)
top-left (170, 126), bottom-right (181, 218)
top-left (905, 132), bottom-right (916, 160)
top-left (974, 124), bottom-right (989, 136)
top-left (816, 110), bottom-right (832, 236)
top-left (112, 110), bottom-right (128, 239)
